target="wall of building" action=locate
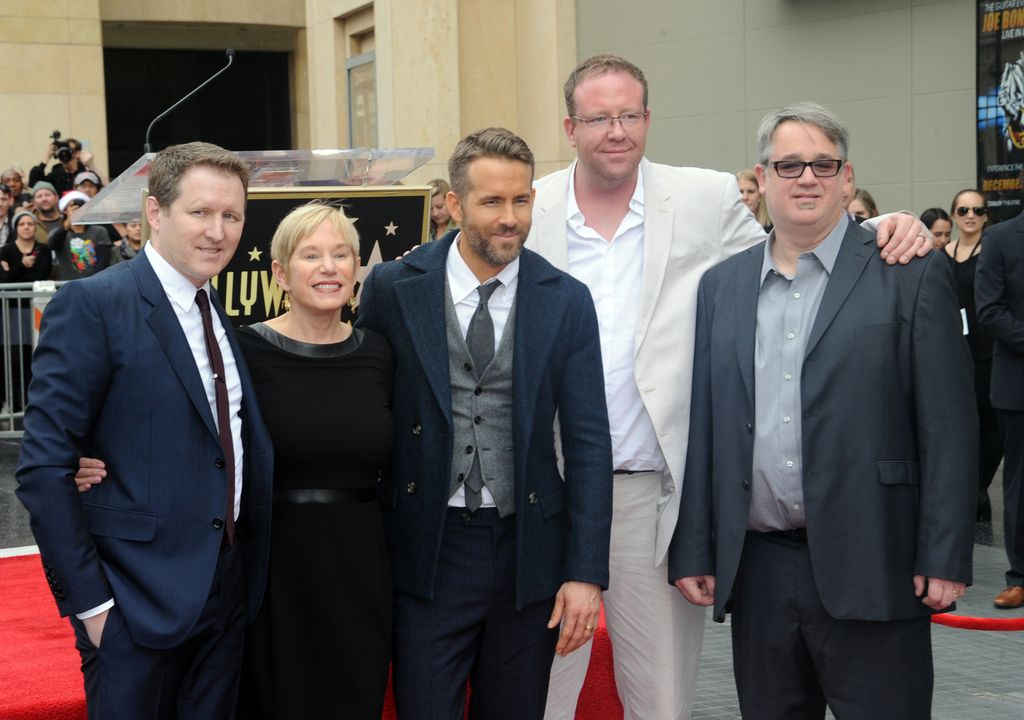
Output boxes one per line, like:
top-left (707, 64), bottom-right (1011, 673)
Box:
top-left (575, 0), bottom-right (975, 216)
top-left (302, 0), bottom-right (578, 185)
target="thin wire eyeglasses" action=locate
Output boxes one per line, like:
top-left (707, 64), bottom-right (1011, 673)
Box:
top-left (571, 111), bottom-right (648, 129)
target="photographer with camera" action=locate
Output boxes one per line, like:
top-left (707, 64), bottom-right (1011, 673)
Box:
top-left (28, 131), bottom-right (100, 197)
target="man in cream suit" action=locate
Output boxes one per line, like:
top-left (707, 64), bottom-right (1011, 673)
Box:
top-left (529, 55), bottom-right (933, 720)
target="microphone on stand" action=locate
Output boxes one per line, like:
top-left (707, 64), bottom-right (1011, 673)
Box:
top-left (143, 48), bottom-right (236, 154)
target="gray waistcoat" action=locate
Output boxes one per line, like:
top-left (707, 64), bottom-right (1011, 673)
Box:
top-left (445, 282), bottom-right (516, 516)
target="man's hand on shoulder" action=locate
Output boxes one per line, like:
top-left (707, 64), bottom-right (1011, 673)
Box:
top-left (674, 575), bottom-right (716, 607)
top-left (875, 213), bottom-right (932, 265)
top-left (547, 580), bottom-right (601, 656)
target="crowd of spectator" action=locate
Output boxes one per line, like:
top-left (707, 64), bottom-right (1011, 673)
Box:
top-left (0, 141), bottom-right (136, 285)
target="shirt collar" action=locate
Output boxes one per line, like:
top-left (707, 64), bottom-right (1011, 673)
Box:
top-left (445, 232), bottom-right (520, 304)
top-left (760, 212), bottom-right (849, 284)
top-left (144, 241), bottom-right (210, 314)
top-left (565, 159), bottom-right (646, 227)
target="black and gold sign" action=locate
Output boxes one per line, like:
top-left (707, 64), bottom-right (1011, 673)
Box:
top-left (210, 186), bottom-right (429, 327)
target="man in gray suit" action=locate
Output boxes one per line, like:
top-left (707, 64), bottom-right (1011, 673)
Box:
top-left (668, 102), bottom-right (977, 718)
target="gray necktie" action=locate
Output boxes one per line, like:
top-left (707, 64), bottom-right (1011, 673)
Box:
top-left (464, 281), bottom-right (499, 511)
top-left (467, 281), bottom-right (499, 378)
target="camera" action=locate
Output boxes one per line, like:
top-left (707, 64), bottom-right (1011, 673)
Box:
top-left (51, 130), bottom-right (74, 164)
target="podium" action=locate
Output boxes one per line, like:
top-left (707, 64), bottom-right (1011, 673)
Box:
top-left (74, 148), bottom-right (435, 326)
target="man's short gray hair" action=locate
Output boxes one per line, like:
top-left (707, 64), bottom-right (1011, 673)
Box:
top-left (756, 102), bottom-right (850, 165)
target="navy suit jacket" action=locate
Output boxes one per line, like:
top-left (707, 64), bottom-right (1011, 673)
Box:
top-left (668, 222), bottom-right (977, 622)
top-left (356, 233), bottom-right (613, 609)
top-left (977, 211), bottom-right (1024, 410)
top-left (16, 251), bottom-right (273, 649)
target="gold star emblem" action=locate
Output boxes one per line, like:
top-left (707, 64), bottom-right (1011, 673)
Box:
top-left (384, 221), bottom-right (398, 236)
top-left (248, 247), bottom-right (263, 262)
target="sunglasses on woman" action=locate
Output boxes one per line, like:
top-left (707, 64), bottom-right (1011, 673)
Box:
top-left (955, 206), bottom-right (987, 217)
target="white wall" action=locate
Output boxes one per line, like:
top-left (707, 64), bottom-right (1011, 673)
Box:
top-left (576, 0), bottom-right (975, 216)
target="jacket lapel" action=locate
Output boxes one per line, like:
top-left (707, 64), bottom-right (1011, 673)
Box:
top-left (132, 252), bottom-right (219, 440)
top-left (636, 159), bottom-right (673, 354)
top-left (735, 244), bottom-right (764, 410)
top-left (511, 250), bottom-right (566, 456)
top-left (528, 178), bottom-right (570, 272)
top-left (804, 224), bottom-right (874, 359)
top-left (394, 239), bottom-right (453, 423)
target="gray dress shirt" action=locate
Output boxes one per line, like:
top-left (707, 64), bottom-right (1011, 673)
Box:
top-left (748, 214), bottom-right (848, 531)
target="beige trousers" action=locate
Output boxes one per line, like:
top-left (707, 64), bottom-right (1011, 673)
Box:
top-left (544, 472), bottom-right (707, 720)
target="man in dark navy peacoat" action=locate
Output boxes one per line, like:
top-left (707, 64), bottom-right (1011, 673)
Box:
top-left (357, 128), bottom-right (612, 720)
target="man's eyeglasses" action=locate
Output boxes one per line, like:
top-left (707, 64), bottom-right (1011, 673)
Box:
top-left (768, 159), bottom-right (844, 178)
top-left (571, 111), bottom-right (648, 129)
top-left (955, 206), bottom-right (987, 217)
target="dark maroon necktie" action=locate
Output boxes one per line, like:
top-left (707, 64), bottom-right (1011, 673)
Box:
top-left (195, 288), bottom-right (236, 546)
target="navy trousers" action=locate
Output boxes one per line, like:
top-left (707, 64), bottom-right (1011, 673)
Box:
top-left (70, 543), bottom-right (247, 720)
top-left (392, 508), bottom-right (559, 720)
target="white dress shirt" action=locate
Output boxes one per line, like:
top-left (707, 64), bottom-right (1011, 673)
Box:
top-left (78, 243), bottom-right (245, 621)
top-left (145, 241), bottom-right (244, 520)
top-left (445, 233), bottom-right (520, 508)
top-left (565, 162), bottom-right (666, 473)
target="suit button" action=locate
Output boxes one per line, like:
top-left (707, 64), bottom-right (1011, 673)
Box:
top-left (465, 445), bottom-right (473, 454)
top-left (406, 482), bottom-right (417, 494)
top-left (745, 423), bottom-right (753, 433)
top-left (742, 480), bottom-right (750, 490)
top-left (474, 416), bottom-right (483, 425)
top-left (474, 387), bottom-right (482, 396)
top-left (464, 362), bottom-right (472, 372)
top-left (212, 517), bottom-right (224, 529)
top-left (412, 424), bottom-right (422, 435)
top-left (457, 473), bottom-right (464, 483)
top-left (528, 492), bottom-right (538, 504)
top-left (214, 458), bottom-right (225, 469)
top-left (462, 512), bottom-right (472, 523)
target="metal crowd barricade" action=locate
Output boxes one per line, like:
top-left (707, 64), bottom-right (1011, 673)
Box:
top-left (0, 281), bottom-right (65, 439)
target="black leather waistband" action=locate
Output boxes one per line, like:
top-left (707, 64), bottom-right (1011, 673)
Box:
top-left (751, 528), bottom-right (808, 543)
top-left (273, 487), bottom-right (377, 504)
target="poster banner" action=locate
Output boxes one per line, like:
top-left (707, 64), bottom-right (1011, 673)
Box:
top-left (210, 187), bottom-right (429, 327)
top-left (978, 0), bottom-right (1024, 222)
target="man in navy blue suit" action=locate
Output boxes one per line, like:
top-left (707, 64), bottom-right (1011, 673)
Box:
top-left (17, 142), bottom-right (273, 719)
top-left (357, 127), bottom-right (613, 720)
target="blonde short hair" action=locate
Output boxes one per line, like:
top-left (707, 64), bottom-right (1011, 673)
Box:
top-left (270, 201), bottom-right (360, 274)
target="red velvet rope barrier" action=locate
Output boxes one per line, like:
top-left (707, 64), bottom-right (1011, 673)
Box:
top-left (931, 614), bottom-right (1024, 630)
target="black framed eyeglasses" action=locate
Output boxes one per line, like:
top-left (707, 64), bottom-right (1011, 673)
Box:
top-left (571, 111), bottom-right (648, 129)
top-left (954, 206), bottom-right (987, 217)
top-left (769, 159), bottom-right (844, 178)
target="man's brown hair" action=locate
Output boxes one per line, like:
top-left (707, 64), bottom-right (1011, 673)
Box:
top-left (147, 142), bottom-right (250, 209)
top-left (563, 54), bottom-right (648, 118)
top-left (448, 128), bottom-right (534, 198)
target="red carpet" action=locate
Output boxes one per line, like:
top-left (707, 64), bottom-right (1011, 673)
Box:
top-left (0, 555), bottom-right (86, 719)
top-left (0, 554), bottom-right (623, 719)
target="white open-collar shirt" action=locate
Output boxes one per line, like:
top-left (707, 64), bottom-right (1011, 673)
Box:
top-left (566, 162), bottom-right (666, 473)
